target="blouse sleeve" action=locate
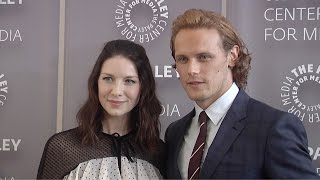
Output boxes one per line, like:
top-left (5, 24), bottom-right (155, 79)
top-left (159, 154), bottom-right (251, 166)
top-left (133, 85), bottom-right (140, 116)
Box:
top-left (37, 133), bottom-right (71, 179)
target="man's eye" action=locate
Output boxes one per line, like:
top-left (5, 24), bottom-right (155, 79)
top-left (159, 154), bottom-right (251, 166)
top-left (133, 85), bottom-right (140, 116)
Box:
top-left (198, 54), bottom-right (211, 61)
top-left (176, 57), bottom-right (187, 63)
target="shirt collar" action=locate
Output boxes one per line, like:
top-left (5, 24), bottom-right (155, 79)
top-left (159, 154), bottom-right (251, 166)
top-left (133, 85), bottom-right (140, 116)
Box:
top-left (194, 83), bottom-right (239, 125)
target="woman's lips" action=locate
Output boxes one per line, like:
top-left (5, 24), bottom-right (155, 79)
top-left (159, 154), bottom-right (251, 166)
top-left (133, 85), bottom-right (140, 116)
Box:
top-left (108, 100), bottom-right (125, 106)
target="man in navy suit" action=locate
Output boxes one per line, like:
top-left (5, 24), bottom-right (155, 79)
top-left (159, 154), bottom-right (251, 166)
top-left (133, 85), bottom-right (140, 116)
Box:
top-left (165, 9), bottom-right (319, 179)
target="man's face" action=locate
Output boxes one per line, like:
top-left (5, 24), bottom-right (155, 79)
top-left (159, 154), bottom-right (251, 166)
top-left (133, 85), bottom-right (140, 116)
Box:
top-left (174, 28), bottom-right (237, 109)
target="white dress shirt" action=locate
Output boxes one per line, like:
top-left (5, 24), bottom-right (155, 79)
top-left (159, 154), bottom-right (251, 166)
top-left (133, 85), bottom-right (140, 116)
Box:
top-left (178, 83), bottom-right (239, 179)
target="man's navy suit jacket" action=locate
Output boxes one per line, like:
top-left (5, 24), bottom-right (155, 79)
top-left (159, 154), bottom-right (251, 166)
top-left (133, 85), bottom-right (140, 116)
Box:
top-left (165, 89), bottom-right (319, 179)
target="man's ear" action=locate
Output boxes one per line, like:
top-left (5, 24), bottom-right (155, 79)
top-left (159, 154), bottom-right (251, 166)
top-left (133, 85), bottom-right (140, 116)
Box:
top-left (227, 45), bottom-right (239, 68)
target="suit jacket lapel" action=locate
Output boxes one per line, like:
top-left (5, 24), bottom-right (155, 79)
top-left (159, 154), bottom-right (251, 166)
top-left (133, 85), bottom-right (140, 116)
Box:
top-left (200, 90), bottom-right (250, 178)
top-left (171, 109), bottom-right (195, 179)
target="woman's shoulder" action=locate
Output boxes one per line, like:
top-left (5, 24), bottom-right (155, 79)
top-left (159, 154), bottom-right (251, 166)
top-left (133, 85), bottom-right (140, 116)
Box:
top-left (44, 128), bottom-right (80, 150)
top-left (37, 128), bottom-right (85, 179)
top-left (52, 127), bottom-right (79, 138)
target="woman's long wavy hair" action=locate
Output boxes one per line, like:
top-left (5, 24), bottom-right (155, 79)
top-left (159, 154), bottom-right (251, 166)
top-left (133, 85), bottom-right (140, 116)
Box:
top-left (170, 9), bottom-right (252, 89)
top-left (77, 39), bottom-right (162, 153)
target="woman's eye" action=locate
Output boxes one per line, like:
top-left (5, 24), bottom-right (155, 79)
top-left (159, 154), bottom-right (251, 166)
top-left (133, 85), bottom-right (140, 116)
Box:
top-left (125, 79), bottom-right (136, 85)
top-left (103, 77), bottom-right (112, 82)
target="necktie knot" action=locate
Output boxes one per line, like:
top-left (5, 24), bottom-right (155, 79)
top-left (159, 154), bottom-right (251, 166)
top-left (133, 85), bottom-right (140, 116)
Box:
top-left (198, 111), bottom-right (207, 125)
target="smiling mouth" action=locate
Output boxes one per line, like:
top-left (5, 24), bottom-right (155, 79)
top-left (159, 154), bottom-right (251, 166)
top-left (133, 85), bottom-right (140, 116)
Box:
top-left (108, 100), bottom-right (125, 105)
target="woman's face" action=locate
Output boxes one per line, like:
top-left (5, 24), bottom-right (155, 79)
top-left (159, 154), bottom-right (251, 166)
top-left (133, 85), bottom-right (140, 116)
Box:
top-left (98, 55), bottom-right (140, 119)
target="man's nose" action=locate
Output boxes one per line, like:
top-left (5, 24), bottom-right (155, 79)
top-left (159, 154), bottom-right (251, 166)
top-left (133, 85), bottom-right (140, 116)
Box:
top-left (187, 59), bottom-right (200, 76)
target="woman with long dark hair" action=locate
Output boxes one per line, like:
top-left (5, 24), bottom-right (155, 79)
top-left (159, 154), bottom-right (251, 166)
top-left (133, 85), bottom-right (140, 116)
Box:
top-left (37, 39), bottom-right (164, 179)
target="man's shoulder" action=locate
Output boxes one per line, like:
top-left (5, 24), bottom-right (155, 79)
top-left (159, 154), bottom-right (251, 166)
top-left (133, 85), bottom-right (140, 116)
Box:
top-left (168, 109), bottom-right (194, 128)
top-left (248, 97), bottom-right (285, 114)
top-left (246, 96), bottom-right (299, 123)
top-left (165, 109), bottom-right (194, 138)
